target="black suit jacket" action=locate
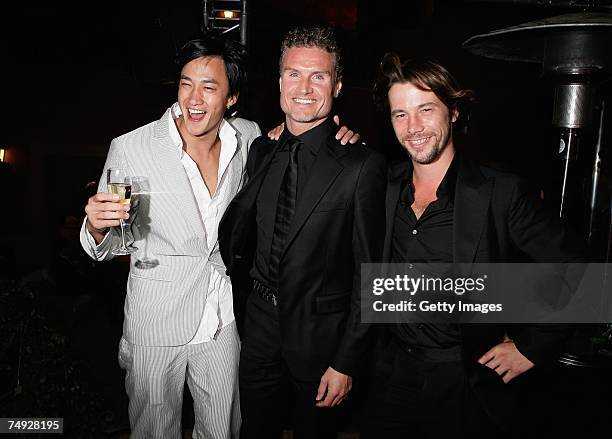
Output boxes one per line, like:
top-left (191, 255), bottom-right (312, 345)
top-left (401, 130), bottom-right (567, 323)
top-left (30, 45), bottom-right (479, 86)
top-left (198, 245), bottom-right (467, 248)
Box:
top-left (220, 130), bottom-right (387, 380)
top-left (383, 155), bottom-right (585, 426)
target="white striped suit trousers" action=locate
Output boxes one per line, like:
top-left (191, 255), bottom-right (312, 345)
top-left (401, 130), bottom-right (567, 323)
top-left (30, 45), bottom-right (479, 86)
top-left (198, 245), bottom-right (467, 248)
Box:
top-left (118, 322), bottom-right (241, 438)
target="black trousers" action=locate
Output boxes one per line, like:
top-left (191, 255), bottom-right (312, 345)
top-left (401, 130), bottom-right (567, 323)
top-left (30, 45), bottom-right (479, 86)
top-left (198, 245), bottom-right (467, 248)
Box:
top-left (362, 339), bottom-right (499, 439)
top-left (239, 291), bottom-right (341, 439)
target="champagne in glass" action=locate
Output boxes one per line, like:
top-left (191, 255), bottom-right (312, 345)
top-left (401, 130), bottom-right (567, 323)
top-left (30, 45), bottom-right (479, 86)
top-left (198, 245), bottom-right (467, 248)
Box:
top-left (109, 182), bottom-right (132, 204)
top-left (107, 168), bottom-right (137, 255)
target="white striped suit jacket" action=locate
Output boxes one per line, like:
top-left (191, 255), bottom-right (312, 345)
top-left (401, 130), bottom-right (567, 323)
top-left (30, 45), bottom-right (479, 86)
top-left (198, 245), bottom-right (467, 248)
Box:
top-left (80, 106), bottom-right (261, 346)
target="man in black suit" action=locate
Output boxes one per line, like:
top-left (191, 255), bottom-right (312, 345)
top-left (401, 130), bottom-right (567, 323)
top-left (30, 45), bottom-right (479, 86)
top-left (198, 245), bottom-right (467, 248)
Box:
top-left (219, 26), bottom-right (386, 439)
top-left (364, 54), bottom-right (585, 438)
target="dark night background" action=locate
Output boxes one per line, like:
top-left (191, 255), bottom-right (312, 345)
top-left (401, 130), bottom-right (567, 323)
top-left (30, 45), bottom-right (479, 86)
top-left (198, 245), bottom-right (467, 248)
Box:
top-left (1, 1), bottom-right (611, 437)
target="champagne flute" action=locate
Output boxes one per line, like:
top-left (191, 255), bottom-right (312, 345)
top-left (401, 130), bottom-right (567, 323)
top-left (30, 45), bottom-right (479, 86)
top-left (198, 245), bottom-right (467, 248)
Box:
top-left (107, 168), bottom-right (137, 255)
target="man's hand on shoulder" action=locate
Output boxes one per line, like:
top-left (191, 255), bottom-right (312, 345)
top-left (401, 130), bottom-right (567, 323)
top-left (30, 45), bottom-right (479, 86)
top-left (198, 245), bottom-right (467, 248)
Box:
top-left (331, 115), bottom-right (361, 145)
top-left (266, 115), bottom-right (362, 145)
top-left (267, 122), bottom-right (285, 142)
top-left (478, 338), bottom-right (534, 384)
top-left (315, 367), bottom-right (352, 408)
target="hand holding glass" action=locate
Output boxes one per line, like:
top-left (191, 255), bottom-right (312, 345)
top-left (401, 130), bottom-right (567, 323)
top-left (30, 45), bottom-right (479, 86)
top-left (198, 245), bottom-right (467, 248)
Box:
top-left (107, 168), bottom-right (137, 255)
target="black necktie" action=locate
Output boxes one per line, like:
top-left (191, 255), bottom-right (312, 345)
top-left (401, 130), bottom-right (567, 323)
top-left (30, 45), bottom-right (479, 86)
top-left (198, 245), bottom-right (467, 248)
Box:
top-left (269, 138), bottom-right (301, 285)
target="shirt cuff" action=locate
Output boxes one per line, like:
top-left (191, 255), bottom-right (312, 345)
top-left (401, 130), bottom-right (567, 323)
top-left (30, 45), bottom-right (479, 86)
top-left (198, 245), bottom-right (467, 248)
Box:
top-left (79, 216), bottom-right (114, 260)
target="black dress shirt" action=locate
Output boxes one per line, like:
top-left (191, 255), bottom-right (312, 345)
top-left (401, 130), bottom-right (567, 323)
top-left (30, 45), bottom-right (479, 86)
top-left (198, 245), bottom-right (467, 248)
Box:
top-left (251, 117), bottom-right (336, 289)
top-left (391, 155), bottom-right (462, 349)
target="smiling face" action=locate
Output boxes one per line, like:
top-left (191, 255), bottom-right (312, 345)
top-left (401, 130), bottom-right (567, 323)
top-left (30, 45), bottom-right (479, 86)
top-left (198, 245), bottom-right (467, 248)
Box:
top-left (177, 56), bottom-right (237, 142)
top-left (279, 46), bottom-right (341, 135)
top-left (388, 81), bottom-right (457, 165)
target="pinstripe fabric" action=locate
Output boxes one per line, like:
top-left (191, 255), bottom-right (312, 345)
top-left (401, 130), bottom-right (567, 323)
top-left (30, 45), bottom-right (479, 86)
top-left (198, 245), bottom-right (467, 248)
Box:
top-left (80, 107), bottom-right (261, 346)
top-left (118, 322), bottom-right (241, 439)
top-left (186, 322), bottom-right (241, 439)
top-left (80, 107), bottom-right (261, 438)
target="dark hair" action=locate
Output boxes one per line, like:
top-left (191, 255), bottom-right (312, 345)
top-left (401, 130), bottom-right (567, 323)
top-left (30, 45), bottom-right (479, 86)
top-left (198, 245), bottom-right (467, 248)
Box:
top-left (374, 53), bottom-right (474, 125)
top-left (279, 25), bottom-right (342, 82)
top-left (176, 35), bottom-right (248, 99)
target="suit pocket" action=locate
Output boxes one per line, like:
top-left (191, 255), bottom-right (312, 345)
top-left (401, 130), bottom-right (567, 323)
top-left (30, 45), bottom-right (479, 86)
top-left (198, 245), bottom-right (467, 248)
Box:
top-left (129, 260), bottom-right (176, 282)
top-left (313, 200), bottom-right (347, 213)
top-left (315, 291), bottom-right (351, 314)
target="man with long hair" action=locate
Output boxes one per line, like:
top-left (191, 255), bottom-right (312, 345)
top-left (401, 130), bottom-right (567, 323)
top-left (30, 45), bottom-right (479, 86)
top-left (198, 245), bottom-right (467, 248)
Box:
top-left (365, 54), bottom-right (584, 438)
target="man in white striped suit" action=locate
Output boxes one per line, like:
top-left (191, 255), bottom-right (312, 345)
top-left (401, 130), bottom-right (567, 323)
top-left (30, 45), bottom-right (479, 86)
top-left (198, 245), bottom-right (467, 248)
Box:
top-left (80, 36), bottom-right (259, 438)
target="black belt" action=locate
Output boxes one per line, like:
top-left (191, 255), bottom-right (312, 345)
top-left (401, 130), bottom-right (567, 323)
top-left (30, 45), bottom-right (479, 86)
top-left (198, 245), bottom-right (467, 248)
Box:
top-left (392, 336), bottom-right (462, 363)
top-left (253, 279), bottom-right (278, 307)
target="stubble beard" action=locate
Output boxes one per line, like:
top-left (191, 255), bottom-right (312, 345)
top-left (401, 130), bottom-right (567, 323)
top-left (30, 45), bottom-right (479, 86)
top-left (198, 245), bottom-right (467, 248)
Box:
top-left (409, 141), bottom-right (441, 164)
top-left (403, 124), bottom-right (452, 165)
top-left (286, 108), bottom-right (329, 127)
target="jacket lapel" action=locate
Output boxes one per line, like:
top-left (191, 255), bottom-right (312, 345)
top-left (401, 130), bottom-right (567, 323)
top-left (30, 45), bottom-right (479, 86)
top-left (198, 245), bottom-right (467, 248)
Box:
top-left (251, 140), bottom-right (283, 183)
top-left (150, 110), bottom-right (206, 245)
top-left (233, 138), bottom-right (282, 204)
top-left (453, 157), bottom-right (493, 264)
top-left (383, 162), bottom-right (407, 261)
top-left (258, 141), bottom-right (285, 251)
top-left (206, 125), bottom-right (244, 260)
top-left (219, 137), bottom-right (282, 272)
top-left (281, 138), bottom-right (345, 258)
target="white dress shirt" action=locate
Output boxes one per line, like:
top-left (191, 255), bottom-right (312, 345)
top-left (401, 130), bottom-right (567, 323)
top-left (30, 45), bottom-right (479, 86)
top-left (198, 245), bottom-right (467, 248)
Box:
top-left (169, 103), bottom-right (235, 344)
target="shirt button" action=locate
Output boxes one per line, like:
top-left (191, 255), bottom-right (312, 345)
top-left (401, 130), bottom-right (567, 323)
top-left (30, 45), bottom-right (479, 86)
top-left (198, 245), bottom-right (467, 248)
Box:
top-left (412, 229), bottom-right (418, 235)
